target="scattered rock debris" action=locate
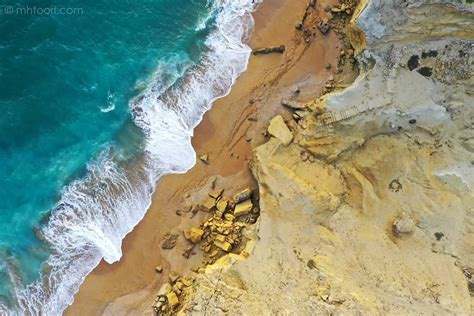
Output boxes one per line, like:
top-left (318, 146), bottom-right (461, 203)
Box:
top-left (153, 186), bottom-right (260, 314)
top-left (152, 274), bottom-right (194, 314)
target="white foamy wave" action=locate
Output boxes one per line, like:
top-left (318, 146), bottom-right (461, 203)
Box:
top-left (100, 92), bottom-right (117, 113)
top-left (14, 149), bottom-right (153, 314)
top-left (7, 0), bottom-right (259, 314)
top-left (133, 0), bottom-right (256, 167)
top-left (100, 104), bottom-right (115, 113)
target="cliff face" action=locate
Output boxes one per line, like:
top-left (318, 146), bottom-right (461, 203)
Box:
top-left (178, 1), bottom-right (474, 314)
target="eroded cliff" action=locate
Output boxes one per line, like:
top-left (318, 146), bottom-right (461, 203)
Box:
top-left (175, 0), bottom-right (474, 314)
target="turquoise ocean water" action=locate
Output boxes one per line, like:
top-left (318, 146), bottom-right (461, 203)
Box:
top-left (0, 0), bottom-right (256, 313)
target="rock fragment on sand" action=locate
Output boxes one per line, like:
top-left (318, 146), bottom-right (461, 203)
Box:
top-left (209, 188), bottom-right (224, 199)
top-left (234, 199), bottom-right (253, 217)
top-left (184, 228), bottom-right (204, 243)
top-left (281, 99), bottom-right (308, 110)
top-left (155, 265), bottom-right (163, 273)
top-left (252, 45), bottom-right (285, 55)
top-left (268, 115), bottom-right (293, 146)
top-left (393, 212), bottom-right (416, 235)
top-left (233, 187), bottom-right (253, 204)
top-left (199, 154), bottom-right (209, 164)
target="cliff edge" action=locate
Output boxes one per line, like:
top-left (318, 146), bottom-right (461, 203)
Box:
top-left (176, 0), bottom-right (474, 314)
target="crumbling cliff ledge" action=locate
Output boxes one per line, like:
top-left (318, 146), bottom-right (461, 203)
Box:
top-left (172, 0), bottom-right (474, 314)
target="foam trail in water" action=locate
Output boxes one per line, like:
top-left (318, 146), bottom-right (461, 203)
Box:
top-left (7, 0), bottom-right (259, 314)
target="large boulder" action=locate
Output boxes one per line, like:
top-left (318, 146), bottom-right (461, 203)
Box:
top-left (267, 115), bottom-right (293, 146)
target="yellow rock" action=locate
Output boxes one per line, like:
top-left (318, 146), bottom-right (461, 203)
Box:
top-left (166, 291), bottom-right (180, 308)
top-left (234, 199), bottom-right (253, 217)
top-left (209, 188), bottom-right (224, 199)
top-left (202, 197), bottom-right (216, 211)
top-left (268, 115), bottom-right (293, 146)
top-left (181, 277), bottom-right (192, 287)
top-left (157, 282), bottom-right (172, 296)
top-left (215, 234), bottom-right (226, 242)
top-left (216, 199), bottom-right (228, 212)
top-left (224, 213), bottom-right (235, 222)
top-left (233, 187), bottom-right (253, 203)
top-left (184, 228), bottom-right (204, 243)
top-left (214, 240), bottom-right (232, 252)
top-left (169, 272), bottom-right (180, 284)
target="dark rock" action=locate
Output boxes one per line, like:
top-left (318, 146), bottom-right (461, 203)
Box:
top-left (421, 50), bottom-right (438, 58)
top-left (389, 179), bottom-right (402, 192)
top-left (317, 19), bottom-right (330, 34)
top-left (434, 232), bottom-right (444, 241)
top-left (409, 119), bottom-right (417, 124)
top-left (407, 55), bottom-right (419, 71)
top-left (417, 67), bottom-right (432, 77)
top-left (468, 282), bottom-right (474, 296)
top-left (252, 45), bottom-right (285, 55)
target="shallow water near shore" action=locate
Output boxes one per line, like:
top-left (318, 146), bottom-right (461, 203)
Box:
top-left (0, 0), bottom-right (256, 313)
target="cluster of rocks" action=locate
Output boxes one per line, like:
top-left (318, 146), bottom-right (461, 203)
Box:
top-left (152, 273), bottom-right (193, 314)
top-left (152, 187), bottom-right (260, 314)
top-left (184, 187), bottom-right (259, 265)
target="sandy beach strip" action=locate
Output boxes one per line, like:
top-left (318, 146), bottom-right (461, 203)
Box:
top-left (66, 0), bottom-right (343, 314)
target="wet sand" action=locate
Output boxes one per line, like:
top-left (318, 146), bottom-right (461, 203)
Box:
top-left (66, 0), bottom-right (342, 314)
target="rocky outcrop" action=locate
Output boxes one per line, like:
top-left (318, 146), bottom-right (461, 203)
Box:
top-left (174, 0), bottom-right (474, 314)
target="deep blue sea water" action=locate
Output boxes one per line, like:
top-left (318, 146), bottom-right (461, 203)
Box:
top-left (0, 0), bottom-right (256, 313)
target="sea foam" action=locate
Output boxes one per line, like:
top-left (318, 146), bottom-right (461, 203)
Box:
top-left (6, 0), bottom-right (258, 314)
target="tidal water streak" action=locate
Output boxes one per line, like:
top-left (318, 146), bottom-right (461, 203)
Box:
top-left (0, 0), bottom-right (256, 313)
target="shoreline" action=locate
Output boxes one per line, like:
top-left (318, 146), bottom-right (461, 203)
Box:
top-left (66, 0), bottom-right (345, 314)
